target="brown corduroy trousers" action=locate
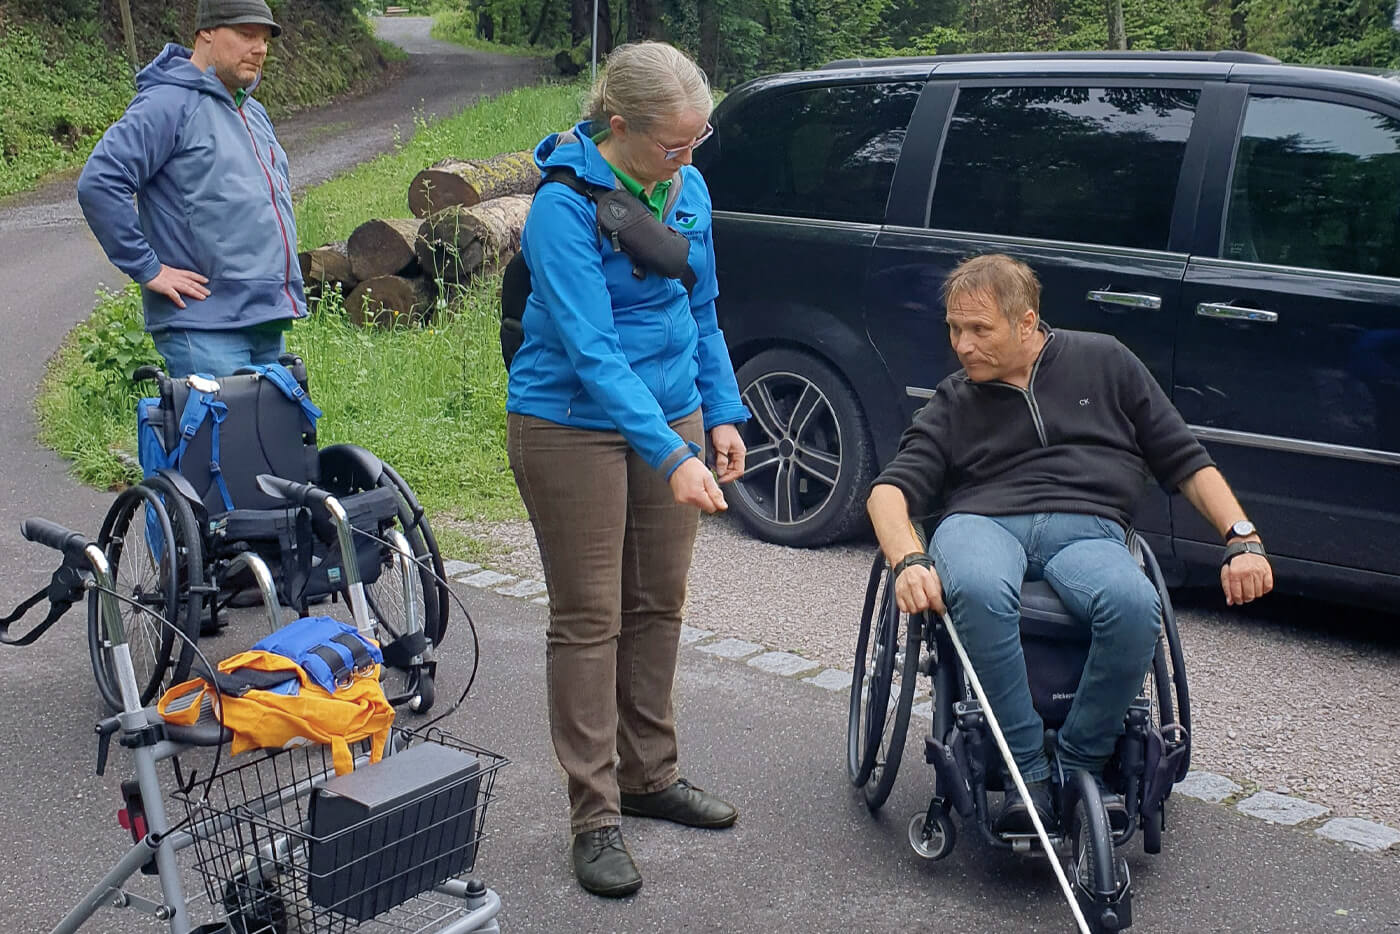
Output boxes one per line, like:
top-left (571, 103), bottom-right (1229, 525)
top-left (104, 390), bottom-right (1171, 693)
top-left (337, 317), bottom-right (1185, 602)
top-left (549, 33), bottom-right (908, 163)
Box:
top-left (507, 408), bottom-right (704, 834)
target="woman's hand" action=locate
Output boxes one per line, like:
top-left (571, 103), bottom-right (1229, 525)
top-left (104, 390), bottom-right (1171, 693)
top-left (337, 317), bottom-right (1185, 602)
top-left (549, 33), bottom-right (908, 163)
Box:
top-left (709, 424), bottom-right (746, 484)
top-left (669, 457), bottom-right (727, 513)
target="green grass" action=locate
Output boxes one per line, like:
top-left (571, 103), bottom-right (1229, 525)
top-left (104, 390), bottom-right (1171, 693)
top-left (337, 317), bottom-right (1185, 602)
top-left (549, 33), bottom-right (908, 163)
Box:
top-left (296, 81), bottom-right (583, 247)
top-left (38, 81), bottom-right (586, 529)
top-left (430, 10), bottom-right (545, 57)
top-left (0, 23), bottom-right (136, 199)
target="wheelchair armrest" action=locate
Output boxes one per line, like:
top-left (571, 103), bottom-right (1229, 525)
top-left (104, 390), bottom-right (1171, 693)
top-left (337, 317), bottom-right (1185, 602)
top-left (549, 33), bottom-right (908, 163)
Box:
top-left (318, 444), bottom-right (385, 496)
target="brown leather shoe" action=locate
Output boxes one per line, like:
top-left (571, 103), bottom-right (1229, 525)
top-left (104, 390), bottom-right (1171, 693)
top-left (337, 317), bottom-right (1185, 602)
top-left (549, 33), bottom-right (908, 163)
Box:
top-left (571, 826), bottom-right (642, 898)
top-left (620, 778), bottom-right (738, 828)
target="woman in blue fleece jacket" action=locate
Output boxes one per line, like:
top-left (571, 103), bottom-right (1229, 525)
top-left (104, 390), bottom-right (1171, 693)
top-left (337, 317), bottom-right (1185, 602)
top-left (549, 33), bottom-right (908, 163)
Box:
top-left (505, 41), bottom-right (750, 899)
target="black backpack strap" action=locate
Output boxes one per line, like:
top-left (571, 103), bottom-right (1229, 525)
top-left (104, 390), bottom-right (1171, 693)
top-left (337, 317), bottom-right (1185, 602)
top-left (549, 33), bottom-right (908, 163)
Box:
top-left (539, 167), bottom-right (611, 201)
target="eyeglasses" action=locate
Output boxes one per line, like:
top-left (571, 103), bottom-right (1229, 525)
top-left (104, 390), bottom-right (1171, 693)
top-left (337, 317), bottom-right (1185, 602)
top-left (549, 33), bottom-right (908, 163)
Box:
top-left (655, 123), bottom-right (714, 160)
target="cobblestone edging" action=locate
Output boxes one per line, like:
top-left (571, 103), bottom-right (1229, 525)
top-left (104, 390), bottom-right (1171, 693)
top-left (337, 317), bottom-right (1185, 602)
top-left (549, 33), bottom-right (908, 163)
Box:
top-left (442, 559), bottom-right (1400, 857)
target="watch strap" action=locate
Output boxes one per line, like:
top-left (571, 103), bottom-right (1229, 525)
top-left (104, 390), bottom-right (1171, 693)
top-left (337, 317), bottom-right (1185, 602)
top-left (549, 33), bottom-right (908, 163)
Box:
top-left (892, 551), bottom-right (933, 577)
top-left (1222, 540), bottom-right (1267, 566)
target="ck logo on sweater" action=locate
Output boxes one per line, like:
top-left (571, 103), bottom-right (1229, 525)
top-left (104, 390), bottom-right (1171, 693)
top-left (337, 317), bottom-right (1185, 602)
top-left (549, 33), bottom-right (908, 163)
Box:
top-left (1079, 398), bottom-right (1091, 406)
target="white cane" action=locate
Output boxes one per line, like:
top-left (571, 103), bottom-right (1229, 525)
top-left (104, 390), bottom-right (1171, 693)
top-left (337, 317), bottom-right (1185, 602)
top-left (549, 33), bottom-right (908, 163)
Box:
top-left (939, 610), bottom-right (1091, 934)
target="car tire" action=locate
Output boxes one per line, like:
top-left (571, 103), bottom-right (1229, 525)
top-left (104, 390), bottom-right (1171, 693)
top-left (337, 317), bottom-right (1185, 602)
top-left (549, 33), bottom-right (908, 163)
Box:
top-left (730, 348), bottom-right (875, 546)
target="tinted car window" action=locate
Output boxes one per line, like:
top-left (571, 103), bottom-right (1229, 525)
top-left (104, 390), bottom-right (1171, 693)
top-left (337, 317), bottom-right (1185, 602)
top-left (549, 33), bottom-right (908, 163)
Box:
top-left (1224, 95), bottom-right (1400, 278)
top-left (929, 86), bottom-right (1199, 250)
top-left (704, 82), bottom-right (922, 223)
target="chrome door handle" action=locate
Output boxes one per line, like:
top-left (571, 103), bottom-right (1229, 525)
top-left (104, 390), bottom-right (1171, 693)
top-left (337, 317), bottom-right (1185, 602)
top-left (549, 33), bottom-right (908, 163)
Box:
top-left (1086, 290), bottom-right (1162, 310)
top-left (1196, 302), bottom-right (1278, 324)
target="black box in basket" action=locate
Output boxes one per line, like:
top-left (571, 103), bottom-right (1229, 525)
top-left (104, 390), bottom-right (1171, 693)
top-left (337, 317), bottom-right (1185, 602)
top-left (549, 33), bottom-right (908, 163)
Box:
top-left (308, 742), bottom-right (483, 920)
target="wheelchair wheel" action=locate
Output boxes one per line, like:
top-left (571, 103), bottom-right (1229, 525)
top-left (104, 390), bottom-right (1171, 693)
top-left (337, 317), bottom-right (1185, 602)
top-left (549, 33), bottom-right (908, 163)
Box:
top-left (378, 464), bottom-right (448, 647)
top-left (863, 609), bottom-right (921, 811)
top-left (847, 553), bottom-right (890, 786)
top-left (89, 481), bottom-right (204, 711)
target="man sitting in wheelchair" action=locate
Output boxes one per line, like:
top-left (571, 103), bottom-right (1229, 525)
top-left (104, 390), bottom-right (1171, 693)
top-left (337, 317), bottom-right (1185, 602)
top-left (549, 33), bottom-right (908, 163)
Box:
top-left (867, 253), bottom-right (1273, 835)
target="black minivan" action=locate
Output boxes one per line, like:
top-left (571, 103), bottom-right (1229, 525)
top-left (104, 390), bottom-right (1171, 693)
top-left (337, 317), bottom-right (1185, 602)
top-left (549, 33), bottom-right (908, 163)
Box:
top-left (693, 51), bottom-right (1400, 609)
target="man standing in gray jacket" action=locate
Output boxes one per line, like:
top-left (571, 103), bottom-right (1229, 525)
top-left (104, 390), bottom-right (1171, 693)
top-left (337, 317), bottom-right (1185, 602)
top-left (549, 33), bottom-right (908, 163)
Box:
top-left (868, 252), bottom-right (1273, 835)
top-left (78, 0), bottom-right (306, 378)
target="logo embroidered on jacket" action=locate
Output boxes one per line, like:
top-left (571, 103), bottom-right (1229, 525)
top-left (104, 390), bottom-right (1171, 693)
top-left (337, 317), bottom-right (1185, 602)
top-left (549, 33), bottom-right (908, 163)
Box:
top-left (1079, 398), bottom-right (1091, 406)
top-left (674, 211), bottom-right (699, 230)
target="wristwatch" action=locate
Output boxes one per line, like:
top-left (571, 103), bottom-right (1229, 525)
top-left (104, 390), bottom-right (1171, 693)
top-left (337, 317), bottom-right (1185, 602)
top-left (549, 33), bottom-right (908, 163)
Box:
top-left (1225, 519), bottom-right (1257, 542)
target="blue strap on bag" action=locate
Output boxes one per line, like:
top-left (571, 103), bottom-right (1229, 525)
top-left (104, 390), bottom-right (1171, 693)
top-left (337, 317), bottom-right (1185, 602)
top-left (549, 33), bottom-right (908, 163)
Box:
top-left (252, 615), bottom-right (383, 695)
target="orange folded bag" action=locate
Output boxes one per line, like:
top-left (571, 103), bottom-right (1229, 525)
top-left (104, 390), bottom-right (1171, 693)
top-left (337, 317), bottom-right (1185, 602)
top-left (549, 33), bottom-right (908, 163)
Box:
top-left (158, 648), bottom-right (394, 775)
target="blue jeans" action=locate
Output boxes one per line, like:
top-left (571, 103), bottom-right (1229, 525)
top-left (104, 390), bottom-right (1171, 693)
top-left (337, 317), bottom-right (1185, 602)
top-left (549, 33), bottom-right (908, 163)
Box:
top-left (930, 512), bottom-right (1161, 782)
top-left (151, 325), bottom-right (286, 379)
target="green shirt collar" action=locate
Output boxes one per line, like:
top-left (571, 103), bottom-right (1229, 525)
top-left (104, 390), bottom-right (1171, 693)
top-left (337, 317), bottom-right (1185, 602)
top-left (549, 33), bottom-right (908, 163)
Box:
top-left (233, 87), bottom-right (248, 108)
top-left (590, 128), bottom-right (670, 220)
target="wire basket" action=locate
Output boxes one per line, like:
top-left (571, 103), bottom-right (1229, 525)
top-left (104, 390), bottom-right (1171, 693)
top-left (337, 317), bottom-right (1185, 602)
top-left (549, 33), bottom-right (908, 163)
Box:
top-left (176, 727), bottom-right (507, 933)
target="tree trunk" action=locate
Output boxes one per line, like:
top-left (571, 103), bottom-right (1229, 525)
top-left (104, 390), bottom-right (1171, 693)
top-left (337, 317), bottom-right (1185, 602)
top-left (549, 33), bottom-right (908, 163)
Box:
top-left (416, 194), bottom-right (533, 287)
top-left (698, 0), bottom-right (718, 81)
top-left (597, 0), bottom-right (614, 54)
top-left (571, 0), bottom-right (589, 44)
top-left (345, 275), bottom-right (437, 328)
top-left (346, 218), bottom-right (424, 282)
top-left (528, 0), bottom-right (552, 45)
top-left (627, 0), bottom-right (657, 42)
top-left (407, 151), bottom-right (539, 217)
top-left (1106, 0), bottom-right (1126, 49)
top-left (298, 241), bottom-right (356, 298)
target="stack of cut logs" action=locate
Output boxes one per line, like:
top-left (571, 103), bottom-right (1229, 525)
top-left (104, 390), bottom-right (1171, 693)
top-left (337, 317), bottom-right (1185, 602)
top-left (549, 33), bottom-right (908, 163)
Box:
top-left (298, 150), bottom-right (537, 326)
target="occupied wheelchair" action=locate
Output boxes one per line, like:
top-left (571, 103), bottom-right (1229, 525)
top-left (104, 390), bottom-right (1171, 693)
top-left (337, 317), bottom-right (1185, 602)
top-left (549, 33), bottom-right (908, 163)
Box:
top-left (88, 357), bottom-right (450, 714)
top-left (847, 531), bottom-right (1190, 934)
top-left (2, 505), bottom-right (506, 933)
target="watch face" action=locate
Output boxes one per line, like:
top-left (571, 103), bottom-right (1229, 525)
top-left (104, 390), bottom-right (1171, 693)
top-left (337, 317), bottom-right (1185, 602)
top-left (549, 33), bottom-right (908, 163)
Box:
top-left (1230, 520), bottom-right (1257, 539)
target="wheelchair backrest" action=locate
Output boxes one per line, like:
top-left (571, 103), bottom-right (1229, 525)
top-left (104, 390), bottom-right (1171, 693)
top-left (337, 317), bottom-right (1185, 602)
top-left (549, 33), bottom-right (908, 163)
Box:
top-left (157, 368), bottom-right (320, 516)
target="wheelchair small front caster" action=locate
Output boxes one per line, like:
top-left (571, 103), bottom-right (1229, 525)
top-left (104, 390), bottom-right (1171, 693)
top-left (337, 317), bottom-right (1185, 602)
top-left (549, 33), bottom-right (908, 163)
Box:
top-left (908, 808), bottom-right (956, 860)
top-left (409, 672), bottom-right (435, 713)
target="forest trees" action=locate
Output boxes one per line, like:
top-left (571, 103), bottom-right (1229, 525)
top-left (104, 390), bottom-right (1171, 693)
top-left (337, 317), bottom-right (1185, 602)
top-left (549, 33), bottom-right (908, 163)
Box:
top-left (459, 0), bottom-right (1400, 89)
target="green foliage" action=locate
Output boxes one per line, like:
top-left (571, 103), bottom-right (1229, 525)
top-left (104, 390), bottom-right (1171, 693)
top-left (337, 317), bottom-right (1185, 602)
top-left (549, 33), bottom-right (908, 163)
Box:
top-left (0, 0), bottom-right (392, 197)
top-left (0, 23), bottom-right (135, 197)
top-left (435, 0), bottom-right (1400, 87)
top-left (36, 284), bottom-right (152, 491)
top-left (432, 8), bottom-right (543, 53)
top-left (70, 283), bottom-right (158, 410)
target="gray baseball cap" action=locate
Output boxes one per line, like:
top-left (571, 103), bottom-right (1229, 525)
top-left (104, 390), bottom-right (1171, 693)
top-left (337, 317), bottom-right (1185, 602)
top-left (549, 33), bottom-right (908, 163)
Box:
top-left (195, 0), bottom-right (283, 37)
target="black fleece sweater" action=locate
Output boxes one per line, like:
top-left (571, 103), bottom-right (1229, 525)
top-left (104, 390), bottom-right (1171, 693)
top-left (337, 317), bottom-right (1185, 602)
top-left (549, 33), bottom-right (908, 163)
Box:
top-left (874, 326), bottom-right (1214, 528)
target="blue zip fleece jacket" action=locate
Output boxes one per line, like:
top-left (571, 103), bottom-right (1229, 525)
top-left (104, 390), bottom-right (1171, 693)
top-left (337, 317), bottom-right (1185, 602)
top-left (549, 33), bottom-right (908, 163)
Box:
top-left (77, 44), bottom-right (306, 332)
top-left (506, 122), bottom-right (750, 477)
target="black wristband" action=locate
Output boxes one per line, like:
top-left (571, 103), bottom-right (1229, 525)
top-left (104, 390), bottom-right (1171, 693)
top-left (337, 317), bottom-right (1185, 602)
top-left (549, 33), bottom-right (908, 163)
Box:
top-left (892, 551), bottom-right (933, 577)
top-left (1222, 540), bottom-right (1267, 567)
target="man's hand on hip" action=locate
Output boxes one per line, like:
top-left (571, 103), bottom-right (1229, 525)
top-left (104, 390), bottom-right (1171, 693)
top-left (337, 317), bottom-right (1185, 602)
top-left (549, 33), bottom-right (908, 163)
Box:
top-left (144, 264), bottom-right (209, 309)
top-left (896, 564), bottom-right (946, 616)
top-left (1221, 552), bottom-right (1273, 606)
